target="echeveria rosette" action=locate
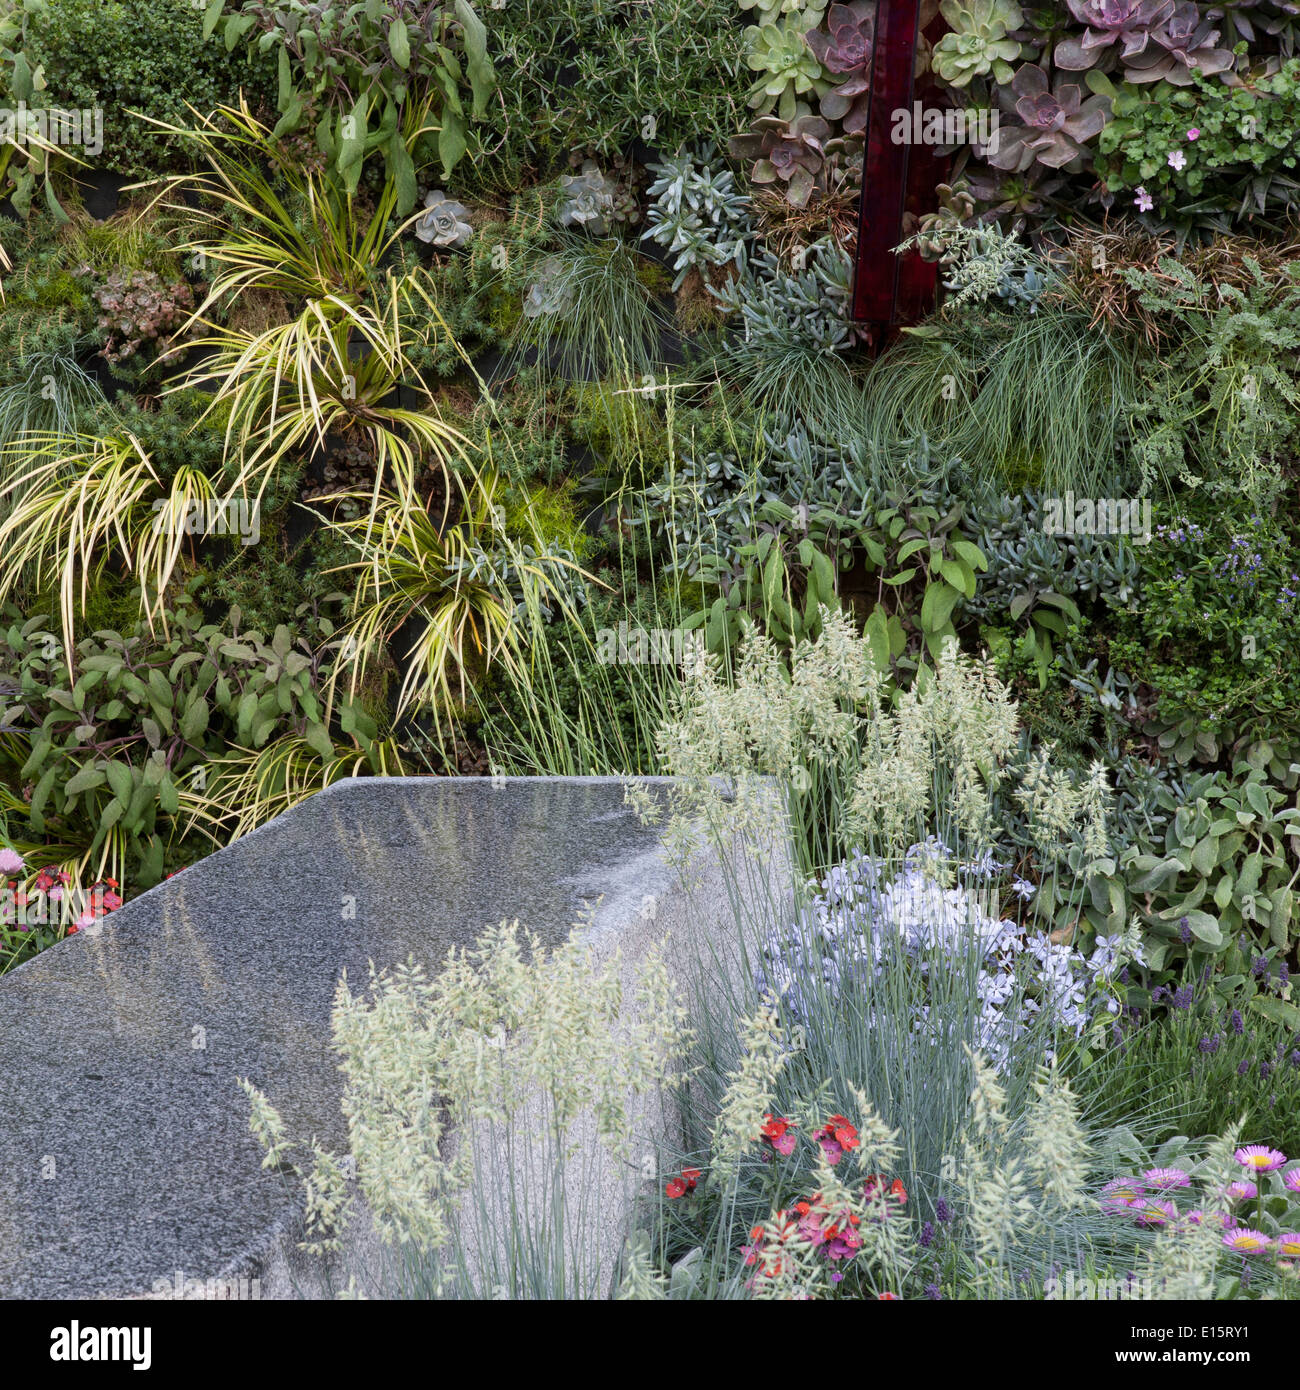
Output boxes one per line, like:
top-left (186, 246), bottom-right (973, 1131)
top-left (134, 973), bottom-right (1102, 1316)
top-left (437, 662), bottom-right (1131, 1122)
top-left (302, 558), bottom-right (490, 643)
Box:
top-left (1054, 0), bottom-right (1177, 72)
top-left (556, 160), bottom-right (617, 235)
top-left (1124, 1), bottom-right (1236, 83)
top-left (932, 0), bottom-right (1026, 88)
top-left (807, 1), bottom-right (876, 133)
top-left (413, 190), bottom-right (473, 249)
top-left (1202, 0), bottom-right (1269, 44)
top-left (961, 160), bottom-right (1068, 217)
top-left (729, 114), bottom-right (833, 207)
top-left (745, 15), bottom-right (830, 120)
top-left (739, 0), bottom-right (832, 22)
top-left (986, 62), bottom-right (1113, 171)
top-left (523, 257), bottom-right (575, 319)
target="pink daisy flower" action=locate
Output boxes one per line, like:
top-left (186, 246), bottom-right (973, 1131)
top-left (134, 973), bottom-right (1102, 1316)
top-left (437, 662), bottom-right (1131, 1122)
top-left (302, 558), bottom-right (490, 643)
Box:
top-left (1276, 1234), bottom-right (1300, 1258)
top-left (1222, 1228), bottom-right (1271, 1255)
top-left (1283, 1169), bottom-right (1300, 1194)
top-left (1144, 1167), bottom-right (1191, 1191)
top-left (1133, 1199), bottom-right (1178, 1228)
top-left (1235, 1145), bottom-right (1287, 1172)
top-left (1224, 1180), bottom-right (1258, 1202)
top-left (1100, 1177), bottom-right (1147, 1214)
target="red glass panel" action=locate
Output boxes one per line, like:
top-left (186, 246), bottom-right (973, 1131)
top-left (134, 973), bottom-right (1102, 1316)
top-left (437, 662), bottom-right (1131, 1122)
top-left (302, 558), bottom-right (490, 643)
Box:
top-left (851, 2), bottom-right (950, 333)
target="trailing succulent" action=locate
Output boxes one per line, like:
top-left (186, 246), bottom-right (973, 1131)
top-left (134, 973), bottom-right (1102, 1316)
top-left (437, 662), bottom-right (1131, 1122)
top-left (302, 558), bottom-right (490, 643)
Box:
top-left (966, 491), bottom-right (1142, 619)
top-left (932, 0), bottom-right (1026, 88)
top-left (965, 489), bottom-right (1141, 684)
top-left (710, 238), bottom-right (860, 353)
top-left (637, 418), bottom-right (883, 567)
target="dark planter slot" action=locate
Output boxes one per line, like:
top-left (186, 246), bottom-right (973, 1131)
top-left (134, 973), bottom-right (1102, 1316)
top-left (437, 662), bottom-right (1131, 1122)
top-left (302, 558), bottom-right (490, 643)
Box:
top-left (70, 169), bottom-right (132, 221)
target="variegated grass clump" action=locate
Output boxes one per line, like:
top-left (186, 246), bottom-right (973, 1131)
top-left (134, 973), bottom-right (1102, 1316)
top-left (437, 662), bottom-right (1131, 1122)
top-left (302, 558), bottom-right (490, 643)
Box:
top-left (241, 918), bottom-right (695, 1298)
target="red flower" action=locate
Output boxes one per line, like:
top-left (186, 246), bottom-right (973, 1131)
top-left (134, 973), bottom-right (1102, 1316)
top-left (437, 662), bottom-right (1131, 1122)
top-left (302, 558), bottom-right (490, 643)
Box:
top-left (863, 1174), bottom-right (908, 1206)
top-left (812, 1115), bottom-right (859, 1166)
top-left (666, 1166), bottom-right (700, 1198)
top-left (877, 1291), bottom-right (900, 1300)
top-left (759, 1114), bottom-right (798, 1157)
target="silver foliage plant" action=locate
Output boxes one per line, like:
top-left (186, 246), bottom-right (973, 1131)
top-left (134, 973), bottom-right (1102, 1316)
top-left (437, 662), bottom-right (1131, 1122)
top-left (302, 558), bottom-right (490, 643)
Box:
top-left (556, 159), bottom-right (618, 235)
top-left (641, 145), bottom-right (757, 290)
top-left (710, 236), bottom-right (860, 353)
top-left (414, 190), bottom-right (474, 249)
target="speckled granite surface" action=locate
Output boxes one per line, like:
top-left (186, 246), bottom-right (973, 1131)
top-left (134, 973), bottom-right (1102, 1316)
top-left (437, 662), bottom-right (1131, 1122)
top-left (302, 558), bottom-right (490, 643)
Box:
top-left (0, 777), bottom-right (717, 1300)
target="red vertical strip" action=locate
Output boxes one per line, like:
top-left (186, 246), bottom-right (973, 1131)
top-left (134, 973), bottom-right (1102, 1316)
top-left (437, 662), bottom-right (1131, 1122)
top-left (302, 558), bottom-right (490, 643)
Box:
top-left (851, 1), bottom-right (947, 330)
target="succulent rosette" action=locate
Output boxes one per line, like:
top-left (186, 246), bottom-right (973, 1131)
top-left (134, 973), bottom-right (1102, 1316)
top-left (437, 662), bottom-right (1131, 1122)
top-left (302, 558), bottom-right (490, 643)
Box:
top-left (807, 2), bottom-right (876, 132)
top-left (932, 0), bottom-right (1026, 88)
top-left (1124, 1), bottom-right (1235, 82)
top-left (729, 113), bottom-right (834, 206)
top-left (745, 15), bottom-right (830, 120)
top-left (1054, 0), bottom-right (1176, 71)
top-left (986, 62), bottom-right (1112, 171)
top-left (414, 190), bottom-right (473, 248)
top-left (556, 160), bottom-right (617, 235)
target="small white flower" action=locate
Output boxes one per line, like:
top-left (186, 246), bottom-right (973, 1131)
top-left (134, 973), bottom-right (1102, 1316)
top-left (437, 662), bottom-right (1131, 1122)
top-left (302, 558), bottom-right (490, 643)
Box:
top-left (1134, 186), bottom-right (1154, 213)
top-left (1167, 149), bottom-right (1187, 171)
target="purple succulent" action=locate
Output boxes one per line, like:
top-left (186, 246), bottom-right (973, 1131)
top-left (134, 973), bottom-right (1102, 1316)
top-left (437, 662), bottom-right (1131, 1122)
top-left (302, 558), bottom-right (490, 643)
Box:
top-left (1055, 0), bottom-right (1176, 69)
top-left (987, 63), bottom-right (1111, 171)
top-left (962, 161), bottom-right (1067, 217)
top-left (807, 2), bottom-right (876, 135)
top-left (1125, 2), bottom-right (1235, 82)
top-left (807, 2), bottom-right (875, 71)
top-left (729, 114), bottom-right (833, 207)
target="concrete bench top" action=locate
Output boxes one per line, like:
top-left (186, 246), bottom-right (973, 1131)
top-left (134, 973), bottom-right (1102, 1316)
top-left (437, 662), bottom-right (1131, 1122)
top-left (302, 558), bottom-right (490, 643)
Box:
top-left (0, 776), bottom-right (710, 1300)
